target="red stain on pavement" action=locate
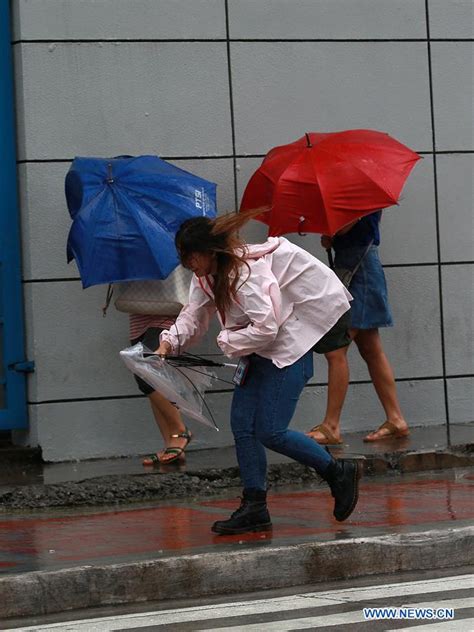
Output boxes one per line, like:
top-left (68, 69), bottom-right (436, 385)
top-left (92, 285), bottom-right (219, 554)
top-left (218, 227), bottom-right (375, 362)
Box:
top-left (1, 475), bottom-right (472, 574)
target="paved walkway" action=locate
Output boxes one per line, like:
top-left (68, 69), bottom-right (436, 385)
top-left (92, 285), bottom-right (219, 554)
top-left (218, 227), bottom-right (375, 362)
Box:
top-left (2, 423), bottom-right (472, 487)
top-left (1, 469), bottom-right (473, 576)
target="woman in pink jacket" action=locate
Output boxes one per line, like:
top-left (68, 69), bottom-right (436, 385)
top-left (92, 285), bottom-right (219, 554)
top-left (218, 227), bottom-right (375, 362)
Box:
top-left (156, 210), bottom-right (362, 534)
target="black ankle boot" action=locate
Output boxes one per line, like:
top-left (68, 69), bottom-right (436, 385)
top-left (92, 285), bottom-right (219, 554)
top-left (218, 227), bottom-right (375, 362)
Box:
top-left (211, 488), bottom-right (272, 535)
top-left (324, 459), bottom-right (362, 522)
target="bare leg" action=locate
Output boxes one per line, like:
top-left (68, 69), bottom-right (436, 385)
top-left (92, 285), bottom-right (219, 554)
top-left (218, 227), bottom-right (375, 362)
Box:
top-left (307, 337), bottom-right (354, 444)
top-left (144, 390), bottom-right (189, 464)
top-left (148, 398), bottom-right (171, 459)
top-left (354, 329), bottom-right (409, 440)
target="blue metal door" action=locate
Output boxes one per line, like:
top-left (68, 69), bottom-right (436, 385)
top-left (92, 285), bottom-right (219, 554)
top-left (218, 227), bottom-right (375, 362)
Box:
top-left (0, 3), bottom-right (29, 429)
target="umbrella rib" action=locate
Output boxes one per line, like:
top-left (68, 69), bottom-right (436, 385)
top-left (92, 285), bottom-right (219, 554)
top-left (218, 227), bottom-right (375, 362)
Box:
top-left (118, 185), bottom-right (178, 278)
top-left (81, 187), bottom-right (116, 284)
top-left (306, 150), bottom-right (331, 231)
top-left (174, 352), bottom-right (224, 367)
top-left (171, 364), bottom-right (219, 430)
top-left (317, 145), bottom-right (402, 201)
top-left (167, 362), bottom-right (235, 387)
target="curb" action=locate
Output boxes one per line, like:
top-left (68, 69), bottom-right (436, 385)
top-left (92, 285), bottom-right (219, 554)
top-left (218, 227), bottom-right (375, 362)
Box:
top-left (1, 525), bottom-right (472, 619)
top-left (362, 448), bottom-right (474, 475)
top-left (1, 449), bottom-right (473, 511)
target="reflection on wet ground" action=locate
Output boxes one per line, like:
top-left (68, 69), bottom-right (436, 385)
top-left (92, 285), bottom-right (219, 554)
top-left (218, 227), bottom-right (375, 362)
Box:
top-left (1, 468), bottom-right (472, 575)
top-left (1, 424), bottom-right (472, 487)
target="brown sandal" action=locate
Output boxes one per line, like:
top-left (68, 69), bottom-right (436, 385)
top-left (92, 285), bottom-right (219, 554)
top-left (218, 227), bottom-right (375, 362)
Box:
top-left (158, 428), bottom-right (193, 464)
top-left (307, 424), bottom-right (343, 446)
top-left (363, 420), bottom-right (410, 443)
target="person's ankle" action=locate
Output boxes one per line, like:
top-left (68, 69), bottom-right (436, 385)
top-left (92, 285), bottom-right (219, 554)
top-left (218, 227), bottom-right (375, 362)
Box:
top-left (387, 416), bottom-right (407, 428)
top-left (322, 420), bottom-right (341, 433)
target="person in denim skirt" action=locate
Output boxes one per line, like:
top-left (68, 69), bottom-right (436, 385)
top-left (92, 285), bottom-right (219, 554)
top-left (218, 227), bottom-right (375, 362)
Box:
top-left (156, 210), bottom-right (362, 535)
top-left (307, 211), bottom-right (410, 445)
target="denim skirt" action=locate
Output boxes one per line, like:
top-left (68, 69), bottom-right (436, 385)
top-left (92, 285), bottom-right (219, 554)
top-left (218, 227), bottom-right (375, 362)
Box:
top-left (335, 245), bottom-right (393, 329)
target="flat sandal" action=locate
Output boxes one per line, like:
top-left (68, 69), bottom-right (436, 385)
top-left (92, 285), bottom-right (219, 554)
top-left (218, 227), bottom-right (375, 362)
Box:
top-left (159, 428), bottom-right (192, 464)
top-left (307, 424), bottom-right (343, 446)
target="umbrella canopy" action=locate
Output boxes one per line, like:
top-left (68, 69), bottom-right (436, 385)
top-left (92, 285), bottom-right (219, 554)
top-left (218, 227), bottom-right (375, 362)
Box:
top-left (240, 129), bottom-right (421, 236)
top-left (120, 343), bottom-right (220, 430)
top-left (66, 155), bottom-right (217, 288)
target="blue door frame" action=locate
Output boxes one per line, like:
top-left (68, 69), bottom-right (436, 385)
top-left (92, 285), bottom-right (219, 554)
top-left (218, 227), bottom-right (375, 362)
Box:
top-left (0, 2), bottom-right (31, 430)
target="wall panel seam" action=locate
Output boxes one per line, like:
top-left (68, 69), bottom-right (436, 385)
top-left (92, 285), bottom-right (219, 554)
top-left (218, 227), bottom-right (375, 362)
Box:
top-left (16, 151), bottom-right (474, 165)
top-left (28, 374), bottom-right (474, 406)
top-left (425, 0), bottom-right (451, 440)
top-left (11, 39), bottom-right (474, 45)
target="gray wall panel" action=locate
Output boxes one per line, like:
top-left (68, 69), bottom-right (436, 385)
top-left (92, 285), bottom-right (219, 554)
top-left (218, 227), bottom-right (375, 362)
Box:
top-left (437, 154), bottom-right (474, 262)
top-left (367, 266), bottom-right (443, 379)
top-left (231, 42), bottom-right (432, 155)
top-left (23, 282), bottom-right (132, 402)
top-left (431, 42), bottom-right (474, 151)
top-left (27, 399), bottom-right (164, 462)
top-left (26, 377), bottom-right (447, 462)
top-left (11, 0), bottom-right (472, 460)
top-left (378, 157), bottom-right (437, 265)
top-left (19, 162), bottom-right (73, 281)
top-left (228, 0), bottom-right (426, 39)
top-left (442, 264), bottom-right (474, 375)
top-left (447, 377), bottom-right (474, 425)
top-left (13, 0), bottom-right (226, 41)
top-left (15, 42), bottom-right (232, 161)
top-left (428, 0), bottom-right (474, 39)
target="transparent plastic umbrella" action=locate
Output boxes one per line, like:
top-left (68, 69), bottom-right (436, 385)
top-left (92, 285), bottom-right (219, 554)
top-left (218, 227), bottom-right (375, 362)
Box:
top-left (120, 343), bottom-right (235, 430)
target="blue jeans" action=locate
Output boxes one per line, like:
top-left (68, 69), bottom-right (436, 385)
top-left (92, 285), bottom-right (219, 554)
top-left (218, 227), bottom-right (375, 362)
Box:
top-left (230, 353), bottom-right (332, 490)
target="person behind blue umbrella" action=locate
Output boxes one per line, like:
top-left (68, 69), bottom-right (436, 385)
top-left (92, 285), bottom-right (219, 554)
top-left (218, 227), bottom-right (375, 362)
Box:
top-left (66, 155), bottom-right (217, 288)
top-left (65, 155), bottom-right (217, 465)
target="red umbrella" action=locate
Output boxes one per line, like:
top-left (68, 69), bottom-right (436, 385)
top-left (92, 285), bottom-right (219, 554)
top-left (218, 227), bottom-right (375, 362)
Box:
top-left (240, 129), bottom-right (421, 236)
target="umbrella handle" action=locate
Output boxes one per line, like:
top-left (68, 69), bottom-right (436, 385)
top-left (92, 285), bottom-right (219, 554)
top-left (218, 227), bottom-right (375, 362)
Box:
top-left (102, 284), bottom-right (114, 317)
top-left (298, 216), bottom-right (307, 236)
top-left (326, 248), bottom-right (335, 270)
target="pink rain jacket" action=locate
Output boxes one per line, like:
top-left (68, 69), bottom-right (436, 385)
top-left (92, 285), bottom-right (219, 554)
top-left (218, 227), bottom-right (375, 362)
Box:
top-left (161, 237), bottom-right (352, 368)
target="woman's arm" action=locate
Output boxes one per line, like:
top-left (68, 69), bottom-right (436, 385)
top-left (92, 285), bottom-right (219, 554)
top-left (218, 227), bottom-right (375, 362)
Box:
top-left (158, 277), bottom-right (216, 354)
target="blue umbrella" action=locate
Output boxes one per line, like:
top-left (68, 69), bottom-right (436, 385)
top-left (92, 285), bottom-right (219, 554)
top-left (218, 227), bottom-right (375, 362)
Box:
top-left (66, 155), bottom-right (217, 288)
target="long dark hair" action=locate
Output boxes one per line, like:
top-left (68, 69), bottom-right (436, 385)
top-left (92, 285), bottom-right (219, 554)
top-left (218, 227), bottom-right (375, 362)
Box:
top-left (175, 208), bottom-right (266, 315)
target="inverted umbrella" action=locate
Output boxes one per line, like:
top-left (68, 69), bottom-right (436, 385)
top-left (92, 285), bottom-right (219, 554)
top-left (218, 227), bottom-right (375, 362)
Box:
top-left (66, 155), bottom-right (217, 288)
top-left (240, 129), bottom-right (421, 236)
top-left (120, 343), bottom-right (234, 430)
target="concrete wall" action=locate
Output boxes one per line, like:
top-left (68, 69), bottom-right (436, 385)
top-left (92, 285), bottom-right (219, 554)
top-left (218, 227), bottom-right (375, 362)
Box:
top-left (11, 0), bottom-right (473, 461)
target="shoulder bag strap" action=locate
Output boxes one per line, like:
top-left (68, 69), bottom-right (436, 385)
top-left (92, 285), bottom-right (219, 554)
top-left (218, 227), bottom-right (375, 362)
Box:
top-left (326, 239), bottom-right (374, 281)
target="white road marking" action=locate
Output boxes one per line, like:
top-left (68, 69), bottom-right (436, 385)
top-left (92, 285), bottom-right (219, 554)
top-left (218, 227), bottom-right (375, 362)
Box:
top-left (209, 598), bottom-right (473, 631)
top-left (9, 574), bottom-right (473, 631)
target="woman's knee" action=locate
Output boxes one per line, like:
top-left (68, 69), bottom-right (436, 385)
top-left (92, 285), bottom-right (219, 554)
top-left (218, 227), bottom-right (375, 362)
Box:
top-left (325, 347), bottom-right (349, 366)
top-left (231, 412), bottom-right (254, 439)
top-left (256, 429), bottom-right (286, 451)
top-left (355, 329), bottom-right (384, 361)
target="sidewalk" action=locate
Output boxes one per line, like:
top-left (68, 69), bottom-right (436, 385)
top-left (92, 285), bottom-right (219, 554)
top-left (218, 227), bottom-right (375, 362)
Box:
top-left (1, 424), bottom-right (472, 510)
top-left (1, 468), bottom-right (473, 619)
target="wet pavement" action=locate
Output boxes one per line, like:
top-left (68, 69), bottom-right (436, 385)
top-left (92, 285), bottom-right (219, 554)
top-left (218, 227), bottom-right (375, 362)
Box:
top-left (1, 468), bottom-right (473, 576)
top-left (1, 423), bottom-right (472, 488)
